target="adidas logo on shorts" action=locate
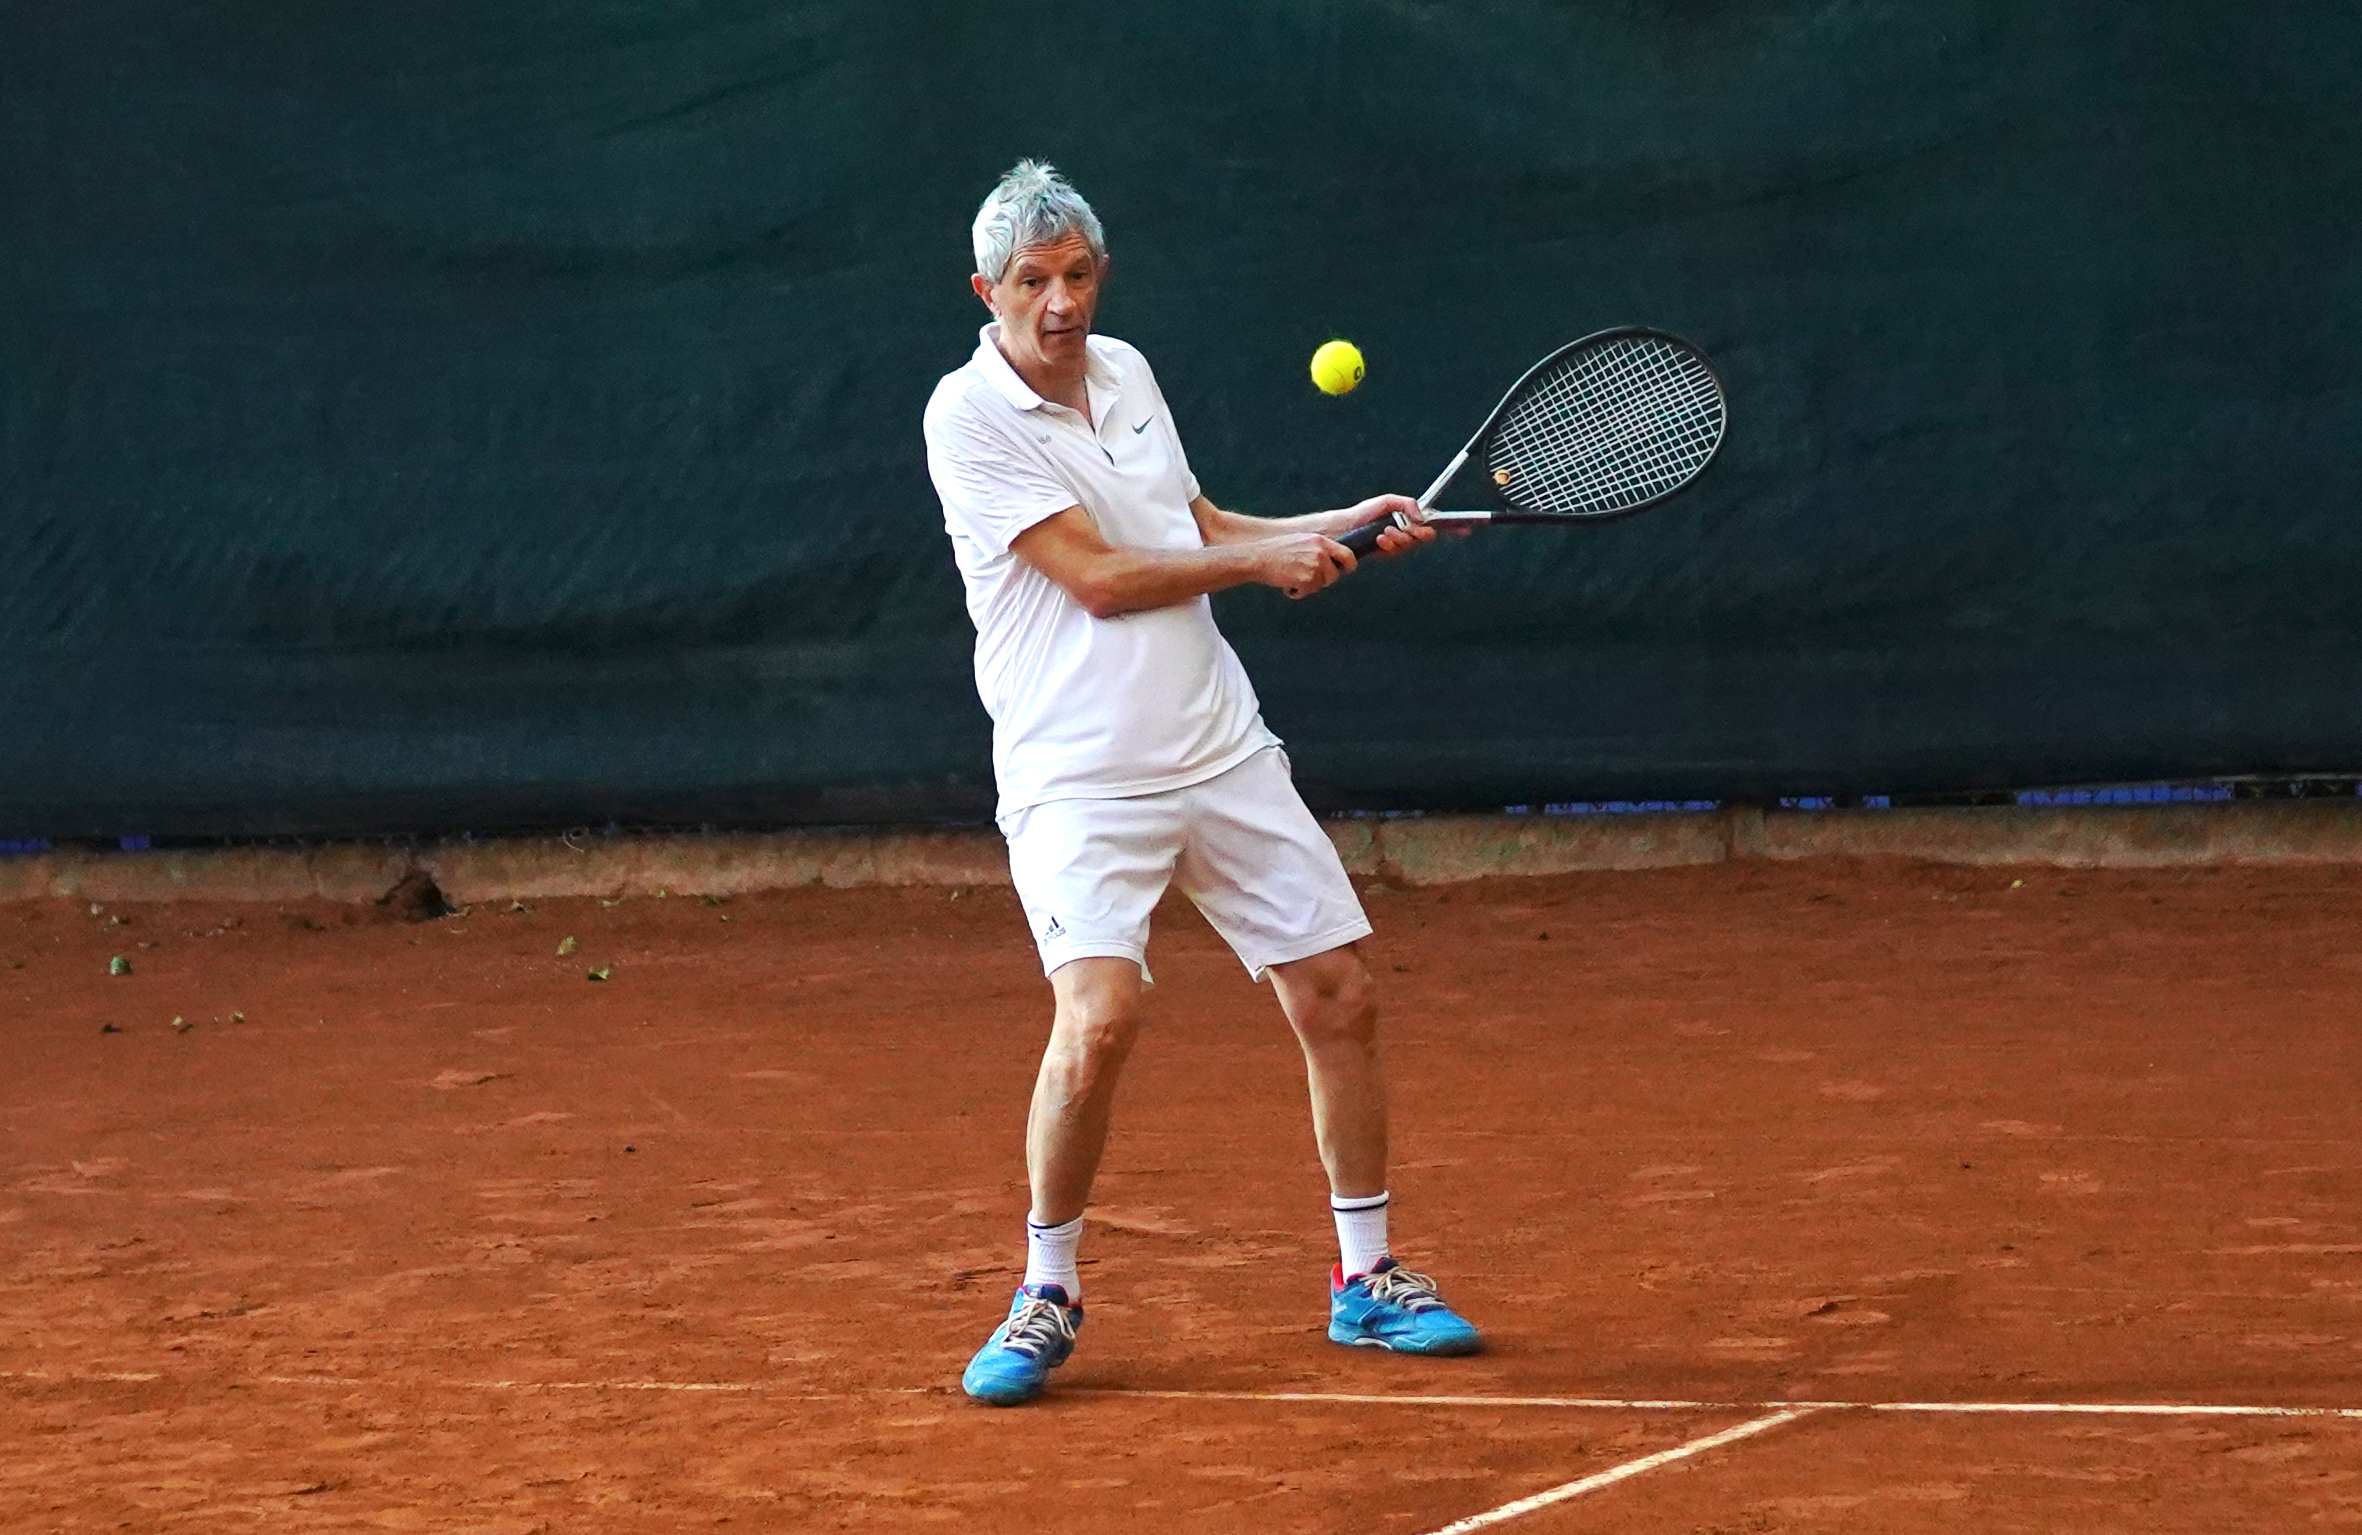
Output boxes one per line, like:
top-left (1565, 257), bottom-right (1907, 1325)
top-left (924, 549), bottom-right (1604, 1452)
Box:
top-left (1038, 915), bottom-right (1065, 941)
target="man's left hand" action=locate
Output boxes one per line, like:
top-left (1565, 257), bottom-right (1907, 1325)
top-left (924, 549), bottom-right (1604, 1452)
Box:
top-left (1339, 494), bottom-right (1440, 556)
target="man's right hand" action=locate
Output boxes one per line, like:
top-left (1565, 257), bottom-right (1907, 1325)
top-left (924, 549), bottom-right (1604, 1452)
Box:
top-left (1257, 532), bottom-right (1357, 600)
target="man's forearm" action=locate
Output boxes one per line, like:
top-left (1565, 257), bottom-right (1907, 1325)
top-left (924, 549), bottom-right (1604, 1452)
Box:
top-left (1195, 502), bottom-right (1357, 546)
top-left (1066, 541), bottom-right (1276, 618)
top-left (1011, 502), bottom-right (1356, 618)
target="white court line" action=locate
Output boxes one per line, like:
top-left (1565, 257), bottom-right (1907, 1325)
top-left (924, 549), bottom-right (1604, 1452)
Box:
top-left (263, 1374), bottom-right (766, 1393)
top-left (1079, 1387), bottom-right (2362, 1419)
top-left (12, 1371), bottom-right (2362, 1419)
top-left (1844, 1399), bottom-right (2362, 1420)
top-left (1415, 1409), bottom-right (1819, 1535)
top-left (258, 1373), bottom-right (875, 1397)
top-left (1071, 1388), bottom-right (1720, 1410)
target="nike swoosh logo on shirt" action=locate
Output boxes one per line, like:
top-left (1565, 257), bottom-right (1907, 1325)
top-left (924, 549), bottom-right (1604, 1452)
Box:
top-left (1130, 419), bottom-right (1151, 434)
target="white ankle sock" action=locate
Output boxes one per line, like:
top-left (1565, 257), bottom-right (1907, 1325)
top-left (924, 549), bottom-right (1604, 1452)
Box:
top-left (1024, 1213), bottom-right (1084, 1298)
top-left (1331, 1191), bottom-right (1391, 1279)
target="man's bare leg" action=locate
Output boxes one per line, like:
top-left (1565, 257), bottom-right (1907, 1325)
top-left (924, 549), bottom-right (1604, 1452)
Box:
top-left (962, 957), bottom-right (1141, 1405)
top-left (1027, 956), bottom-right (1147, 1227)
top-left (1272, 942), bottom-right (1480, 1353)
top-left (1268, 944), bottom-right (1387, 1200)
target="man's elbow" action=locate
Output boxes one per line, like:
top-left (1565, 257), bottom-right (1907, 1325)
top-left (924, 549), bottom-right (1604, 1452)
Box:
top-left (1072, 579), bottom-right (1132, 620)
top-left (1060, 558), bottom-right (1144, 620)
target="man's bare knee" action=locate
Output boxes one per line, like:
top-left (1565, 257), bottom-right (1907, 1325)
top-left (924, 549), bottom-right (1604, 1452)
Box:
top-left (1047, 958), bottom-right (1147, 1069)
top-left (1273, 949), bottom-right (1379, 1049)
top-left (1052, 996), bottom-right (1140, 1062)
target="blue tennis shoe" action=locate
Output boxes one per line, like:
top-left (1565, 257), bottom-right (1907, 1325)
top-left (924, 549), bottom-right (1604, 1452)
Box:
top-left (1329, 1258), bottom-right (1483, 1356)
top-left (961, 1283), bottom-right (1084, 1405)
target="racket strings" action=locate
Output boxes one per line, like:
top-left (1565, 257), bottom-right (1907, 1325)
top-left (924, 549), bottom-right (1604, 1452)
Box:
top-left (1508, 345), bottom-right (1720, 512)
top-left (1487, 337), bottom-right (1725, 517)
top-left (1518, 358), bottom-right (1719, 510)
top-left (1518, 341), bottom-right (1721, 505)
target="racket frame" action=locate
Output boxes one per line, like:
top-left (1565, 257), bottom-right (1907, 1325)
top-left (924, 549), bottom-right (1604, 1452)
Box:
top-left (1347, 326), bottom-right (1726, 550)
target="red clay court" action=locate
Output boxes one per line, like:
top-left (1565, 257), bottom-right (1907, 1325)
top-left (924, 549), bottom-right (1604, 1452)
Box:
top-left (6, 855), bottom-right (2361, 1531)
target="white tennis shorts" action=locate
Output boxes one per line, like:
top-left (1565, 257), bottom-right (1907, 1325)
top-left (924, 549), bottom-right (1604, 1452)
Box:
top-left (998, 746), bottom-right (1372, 982)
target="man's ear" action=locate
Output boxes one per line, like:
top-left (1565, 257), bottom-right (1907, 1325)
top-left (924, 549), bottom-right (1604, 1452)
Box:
top-left (970, 272), bottom-right (995, 311)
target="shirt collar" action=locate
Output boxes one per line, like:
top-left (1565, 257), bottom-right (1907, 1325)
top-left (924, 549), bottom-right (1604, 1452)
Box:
top-left (975, 323), bottom-right (1119, 416)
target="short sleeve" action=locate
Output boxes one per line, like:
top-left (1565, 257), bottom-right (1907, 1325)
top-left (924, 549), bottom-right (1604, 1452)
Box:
top-left (924, 391), bottom-right (1079, 556)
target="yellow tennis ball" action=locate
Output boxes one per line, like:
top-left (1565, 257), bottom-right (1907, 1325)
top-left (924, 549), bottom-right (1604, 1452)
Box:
top-left (1310, 339), bottom-right (1365, 396)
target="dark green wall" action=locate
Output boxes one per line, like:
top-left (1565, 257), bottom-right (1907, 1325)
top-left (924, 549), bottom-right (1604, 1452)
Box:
top-left (7, 4), bottom-right (2358, 835)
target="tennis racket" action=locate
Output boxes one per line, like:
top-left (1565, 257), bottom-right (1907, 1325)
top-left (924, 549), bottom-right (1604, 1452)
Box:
top-left (1337, 327), bottom-right (1727, 557)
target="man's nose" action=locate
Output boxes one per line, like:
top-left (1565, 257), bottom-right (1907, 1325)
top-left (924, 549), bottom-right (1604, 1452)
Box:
top-left (1045, 280), bottom-right (1078, 314)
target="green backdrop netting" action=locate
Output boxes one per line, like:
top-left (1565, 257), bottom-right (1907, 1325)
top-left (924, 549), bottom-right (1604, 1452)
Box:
top-left (6, 3), bottom-right (2359, 836)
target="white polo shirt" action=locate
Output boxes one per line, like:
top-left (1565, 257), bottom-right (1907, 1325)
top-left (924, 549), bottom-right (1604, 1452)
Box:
top-left (924, 325), bottom-right (1276, 817)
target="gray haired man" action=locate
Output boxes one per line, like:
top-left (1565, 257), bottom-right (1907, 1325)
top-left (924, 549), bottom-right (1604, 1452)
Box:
top-left (923, 161), bottom-right (1480, 1406)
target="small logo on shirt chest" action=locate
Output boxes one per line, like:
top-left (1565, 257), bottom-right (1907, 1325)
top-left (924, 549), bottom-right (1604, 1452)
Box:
top-left (1130, 418), bottom-right (1150, 434)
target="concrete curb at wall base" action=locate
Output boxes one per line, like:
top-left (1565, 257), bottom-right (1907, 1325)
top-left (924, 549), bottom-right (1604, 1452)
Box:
top-left (6, 802), bottom-right (2362, 906)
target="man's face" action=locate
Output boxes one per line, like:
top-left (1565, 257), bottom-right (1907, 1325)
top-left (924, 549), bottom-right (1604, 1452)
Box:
top-left (972, 232), bottom-right (1107, 378)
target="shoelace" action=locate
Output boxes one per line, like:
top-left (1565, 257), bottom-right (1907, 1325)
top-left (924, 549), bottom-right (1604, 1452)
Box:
top-left (1363, 1266), bottom-right (1448, 1312)
top-left (999, 1296), bottom-right (1078, 1358)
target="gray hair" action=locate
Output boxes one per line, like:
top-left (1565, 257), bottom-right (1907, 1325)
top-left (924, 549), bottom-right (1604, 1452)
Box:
top-left (971, 159), bottom-right (1106, 282)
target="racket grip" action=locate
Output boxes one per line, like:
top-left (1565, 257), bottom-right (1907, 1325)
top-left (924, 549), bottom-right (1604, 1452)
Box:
top-left (1336, 514), bottom-right (1403, 558)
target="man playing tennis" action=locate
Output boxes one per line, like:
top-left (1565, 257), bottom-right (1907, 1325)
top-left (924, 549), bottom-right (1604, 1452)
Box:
top-left (924, 160), bottom-right (1481, 1407)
